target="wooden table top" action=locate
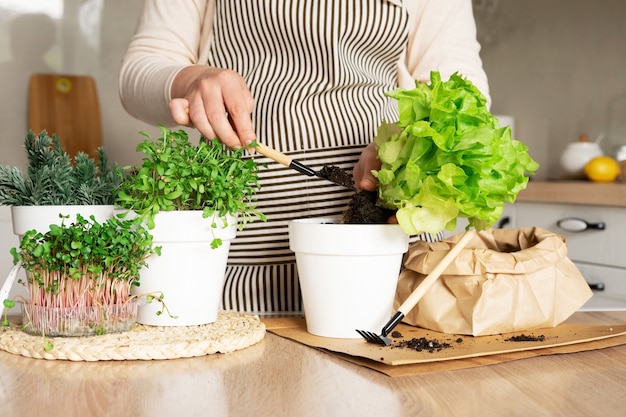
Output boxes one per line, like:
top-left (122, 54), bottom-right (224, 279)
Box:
top-left (1, 310), bottom-right (625, 417)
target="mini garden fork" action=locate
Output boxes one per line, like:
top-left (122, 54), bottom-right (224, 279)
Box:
top-left (357, 230), bottom-right (476, 346)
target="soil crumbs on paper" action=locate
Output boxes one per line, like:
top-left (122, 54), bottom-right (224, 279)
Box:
top-left (390, 331), bottom-right (460, 353)
top-left (505, 334), bottom-right (546, 342)
top-left (395, 337), bottom-right (454, 353)
top-left (379, 331), bottom-right (547, 358)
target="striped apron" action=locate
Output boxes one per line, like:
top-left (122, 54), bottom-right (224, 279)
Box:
top-left (207, 0), bottom-right (440, 314)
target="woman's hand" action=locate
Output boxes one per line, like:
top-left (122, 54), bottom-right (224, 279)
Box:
top-left (169, 66), bottom-right (256, 149)
top-left (353, 142), bottom-right (381, 191)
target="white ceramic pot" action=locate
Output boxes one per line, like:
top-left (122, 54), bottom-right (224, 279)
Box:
top-left (134, 210), bottom-right (237, 326)
top-left (289, 217), bottom-right (409, 338)
top-left (11, 205), bottom-right (114, 238)
top-left (560, 141), bottom-right (603, 178)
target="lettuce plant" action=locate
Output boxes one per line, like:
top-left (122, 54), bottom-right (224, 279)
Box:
top-left (374, 71), bottom-right (539, 234)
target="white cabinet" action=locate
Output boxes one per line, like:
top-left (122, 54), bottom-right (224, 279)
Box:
top-left (511, 202), bottom-right (626, 310)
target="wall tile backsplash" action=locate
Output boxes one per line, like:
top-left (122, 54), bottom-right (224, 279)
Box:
top-left (474, 0), bottom-right (626, 179)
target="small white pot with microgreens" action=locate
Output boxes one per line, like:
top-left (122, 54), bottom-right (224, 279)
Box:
top-left (116, 126), bottom-right (265, 326)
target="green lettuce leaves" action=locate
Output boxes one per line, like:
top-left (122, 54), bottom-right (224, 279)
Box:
top-left (374, 71), bottom-right (539, 234)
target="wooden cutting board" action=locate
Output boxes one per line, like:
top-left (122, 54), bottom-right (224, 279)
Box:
top-left (28, 74), bottom-right (102, 159)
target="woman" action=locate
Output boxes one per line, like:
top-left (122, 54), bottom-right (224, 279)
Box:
top-left (119, 0), bottom-right (490, 314)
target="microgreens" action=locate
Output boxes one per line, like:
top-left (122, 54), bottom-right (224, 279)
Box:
top-left (115, 126), bottom-right (265, 247)
top-left (7, 213), bottom-right (160, 341)
top-left (1, 299), bottom-right (15, 327)
top-left (11, 213), bottom-right (158, 309)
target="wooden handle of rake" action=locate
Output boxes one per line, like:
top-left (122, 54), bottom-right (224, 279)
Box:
top-left (397, 230), bottom-right (476, 316)
top-left (255, 142), bottom-right (293, 167)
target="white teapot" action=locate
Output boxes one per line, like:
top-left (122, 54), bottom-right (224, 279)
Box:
top-left (560, 134), bottom-right (603, 178)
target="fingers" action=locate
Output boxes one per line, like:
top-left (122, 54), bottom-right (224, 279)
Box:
top-left (354, 142), bottom-right (381, 191)
top-left (358, 174), bottom-right (379, 192)
top-left (170, 98), bottom-right (191, 125)
top-left (207, 87), bottom-right (255, 148)
top-left (226, 90), bottom-right (256, 147)
top-left (169, 67), bottom-right (255, 149)
top-left (170, 97), bottom-right (218, 139)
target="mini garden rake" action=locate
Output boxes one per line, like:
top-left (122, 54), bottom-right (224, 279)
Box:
top-left (356, 230), bottom-right (476, 346)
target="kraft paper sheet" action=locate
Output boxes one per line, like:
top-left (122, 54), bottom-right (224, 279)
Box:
top-left (263, 316), bottom-right (626, 377)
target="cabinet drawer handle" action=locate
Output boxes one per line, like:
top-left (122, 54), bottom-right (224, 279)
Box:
top-left (497, 216), bottom-right (511, 228)
top-left (556, 217), bottom-right (606, 232)
top-left (588, 282), bottom-right (605, 291)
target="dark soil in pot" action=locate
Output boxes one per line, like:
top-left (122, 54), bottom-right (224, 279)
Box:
top-left (319, 165), bottom-right (395, 224)
top-left (342, 190), bottom-right (396, 224)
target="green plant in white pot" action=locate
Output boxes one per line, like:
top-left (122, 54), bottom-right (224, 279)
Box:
top-left (289, 71), bottom-right (539, 339)
top-left (116, 126), bottom-right (265, 326)
top-left (0, 130), bottom-right (124, 316)
top-left (0, 130), bottom-right (124, 237)
top-left (8, 214), bottom-right (157, 343)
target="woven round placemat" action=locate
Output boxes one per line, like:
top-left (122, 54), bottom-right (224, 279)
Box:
top-left (0, 310), bottom-right (265, 361)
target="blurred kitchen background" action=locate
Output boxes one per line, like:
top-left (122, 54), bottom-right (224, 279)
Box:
top-left (1, 0), bottom-right (625, 302)
top-left (1, 0), bottom-right (625, 177)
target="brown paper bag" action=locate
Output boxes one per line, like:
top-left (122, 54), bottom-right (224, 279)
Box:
top-left (395, 227), bottom-right (593, 336)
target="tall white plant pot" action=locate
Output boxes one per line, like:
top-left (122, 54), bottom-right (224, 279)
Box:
top-left (289, 217), bottom-right (409, 338)
top-left (134, 211), bottom-right (237, 326)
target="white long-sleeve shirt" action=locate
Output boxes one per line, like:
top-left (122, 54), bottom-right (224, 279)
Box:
top-left (120, 0), bottom-right (489, 126)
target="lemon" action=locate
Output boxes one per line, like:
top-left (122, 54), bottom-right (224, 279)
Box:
top-left (584, 156), bottom-right (620, 182)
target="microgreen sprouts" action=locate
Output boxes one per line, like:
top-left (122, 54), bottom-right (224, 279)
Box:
top-left (12, 214), bottom-right (157, 308)
top-left (9, 213), bottom-right (159, 336)
top-left (1, 299), bottom-right (15, 327)
top-left (115, 126), bottom-right (265, 247)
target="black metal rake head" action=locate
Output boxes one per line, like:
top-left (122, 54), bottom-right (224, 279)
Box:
top-left (356, 311), bottom-right (404, 346)
top-left (355, 329), bottom-right (391, 346)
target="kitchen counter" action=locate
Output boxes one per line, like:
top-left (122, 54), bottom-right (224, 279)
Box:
top-left (518, 180), bottom-right (626, 207)
top-left (1, 311), bottom-right (624, 417)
